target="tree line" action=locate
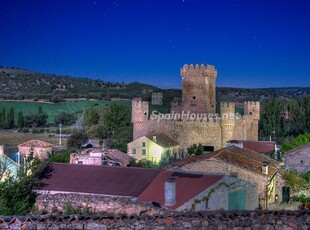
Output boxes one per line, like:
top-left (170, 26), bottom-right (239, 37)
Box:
top-left (259, 96), bottom-right (310, 144)
top-left (0, 106), bottom-right (48, 129)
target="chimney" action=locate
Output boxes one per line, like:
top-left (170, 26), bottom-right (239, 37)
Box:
top-left (165, 177), bottom-right (176, 206)
top-left (262, 161), bottom-right (269, 175)
top-left (153, 136), bottom-right (157, 143)
top-left (0, 145), bottom-right (4, 157)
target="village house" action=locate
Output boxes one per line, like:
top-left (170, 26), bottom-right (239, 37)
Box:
top-left (18, 140), bottom-right (53, 160)
top-left (35, 163), bottom-right (258, 212)
top-left (284, 143), bottom-right (310, 173)
top-left (170, 145), bottom-right (285, 209)
top-left (138, 170), bottom-right (258, 211)
top-left (128, 133), bottom-right (180, 163)
top-left (70, 148), bottom-right (133, 166)
top-left (0, 146), bottom-right (18, 181)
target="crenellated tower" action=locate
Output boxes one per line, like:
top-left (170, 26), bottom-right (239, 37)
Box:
top-left (132, 97), bottom-right (149, 140)
top-left (220, 102), bottom-right (236, 147)
top-left (243, 101), bottom-right (260, 141)
top-left (244, 101), bottom-right (260, 120)
top-left (180, 64), bottom-right (217, 114)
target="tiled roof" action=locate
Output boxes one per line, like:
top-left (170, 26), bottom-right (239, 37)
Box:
top-left (37, 163), bottom-right (160, 197)
top-left (230, 140), bottom-right (276, 154)
top-left (146, 133), bottom-right (179, 147)
top-left (170, 146), bottom-right (279, 176)
top-left (283, 143), bottom-right (310, 157)
top-left (18, 140), bottom-right (53, 148)
top-left (138, 171), bottom-right (223, 210)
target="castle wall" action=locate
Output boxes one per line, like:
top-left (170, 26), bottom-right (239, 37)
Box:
top-left (131, 65), bottom-right (260, 151)
top-left (146, 119), bottom-right (222, 151)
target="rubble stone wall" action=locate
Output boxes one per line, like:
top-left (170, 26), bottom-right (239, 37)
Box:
top-left (35, 193), bottom-right (161, 215)
top-left (0, 210), bottom-right (309, 230)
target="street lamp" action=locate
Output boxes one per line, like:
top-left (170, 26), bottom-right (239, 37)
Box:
top-left (59, 124), bottom-right (62, 146)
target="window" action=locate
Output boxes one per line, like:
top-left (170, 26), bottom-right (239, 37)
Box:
top-left (142, 149), bottom-right (146, 155)
top-left (203, 146), bottom-right (214, 153)
top-left (78, 160), bottom-right (83, 164)
top-left (142, 142), bottom-right (146, 147)
top-left (132, 149), bottom-right (136, 154)
top-left (301, 160), bottom-right (304, 164)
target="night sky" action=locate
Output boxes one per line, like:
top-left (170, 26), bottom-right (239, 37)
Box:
top-left (1, 0), bottom-right (310, 88)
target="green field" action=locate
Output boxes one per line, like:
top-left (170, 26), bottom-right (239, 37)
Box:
top-left (0, 100), bottom-right (131, 124)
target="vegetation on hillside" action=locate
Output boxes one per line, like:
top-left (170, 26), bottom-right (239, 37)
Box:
top-left (0, 67), bottom-right (158, 101)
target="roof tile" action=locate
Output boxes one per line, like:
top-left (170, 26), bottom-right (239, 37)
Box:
top-left (38, 163), bottom-right (160, 197)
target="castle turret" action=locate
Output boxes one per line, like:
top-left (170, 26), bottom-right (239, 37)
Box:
top-left (180, 64), bottom-right (217, 114)
top-left (244, 101), bottom-right (260, 120)
top-left (220, 102), bottom-right (236, 147)
top-left (243, 101), bottom-right (260, 141)
top-left (132, 97), bottom-right (149, 140)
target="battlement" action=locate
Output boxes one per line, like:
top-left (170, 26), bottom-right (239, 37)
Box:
top-left (132, 99), bottom-right (149, 108)
top-left (244, 101), bottom-right (260, 120)
top-left (180, 64), bottom-right (217, 78)
top-left (220, 102), bottom-right (235, 109)
top-left (244, 101), bottom-right (260, 106)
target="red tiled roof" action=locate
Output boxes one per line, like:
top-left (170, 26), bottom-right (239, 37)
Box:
top-left (38, 163), bottom-right (160, 197)
top-left (18, 140), bottom-right (53, 148)
top-left (170, 146), bottom-right (278, 176)
top-left (232, 140), bottom-right (276, 153)
top-left (138, 171), bottom-right (223, 210)
top-left (283, 143), bottom-right (310, 157)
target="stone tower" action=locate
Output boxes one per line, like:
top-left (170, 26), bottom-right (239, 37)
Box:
top-left (180, 64), bottom-right (217, 114)
top-left (132, 97), bottom-right (149, 140)
top-left (220, 102), bottom-right (236, 147)
top-left (244, 101), bottom-right (260, 141)
top-left (244, 101), bottom-right (260, 120)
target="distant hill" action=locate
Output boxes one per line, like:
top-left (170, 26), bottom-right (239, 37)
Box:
top-left (0, 67), bottom-right (158, 102)
top-left (0, 66), bottom-right (309, 105)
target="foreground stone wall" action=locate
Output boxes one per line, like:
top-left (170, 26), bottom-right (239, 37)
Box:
top-left (35, 193), bottom-right (162, 215)
top-left (0, 210), bottom-right (309, 230)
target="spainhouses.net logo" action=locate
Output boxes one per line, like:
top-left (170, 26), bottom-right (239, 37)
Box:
top-left (150, 111), bottom-right (242, 122)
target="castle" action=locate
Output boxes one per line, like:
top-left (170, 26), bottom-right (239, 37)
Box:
top-left (131, 64), bottom-right (260, 152)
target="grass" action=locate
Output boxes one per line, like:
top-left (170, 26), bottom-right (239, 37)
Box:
top-left (0, 130), bottom-right (67, 151)
top-left (0, 100), bottom-right (131, 124)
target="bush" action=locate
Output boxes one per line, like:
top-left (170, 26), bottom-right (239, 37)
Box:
top-left (18, 128), bottom-right (29, 133)
top-left (49, 151), bottom-right (71, 163)
top-left (67, 130), bottom-right (88, 148)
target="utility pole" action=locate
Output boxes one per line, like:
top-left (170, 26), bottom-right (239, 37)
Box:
top-left (59, 124), bottom-right (62, 146)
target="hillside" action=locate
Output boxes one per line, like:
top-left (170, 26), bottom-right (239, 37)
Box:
top-left (1, 67), bottom-right (309, 104)
top-left (0, 67), bottom-right (157, 102)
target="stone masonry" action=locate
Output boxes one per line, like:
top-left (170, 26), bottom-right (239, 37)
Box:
top-left (131, 64), bottom-right (260, 152)
top-left (0, 210), bottom-right (309, 229)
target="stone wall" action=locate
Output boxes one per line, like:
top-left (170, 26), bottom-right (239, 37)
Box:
top-left (0, 210), bottom-right (309, 229)
top-left (35, 194), bottom-right (162, 215)
top-left (285, 148), bottom-right (310, 173)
